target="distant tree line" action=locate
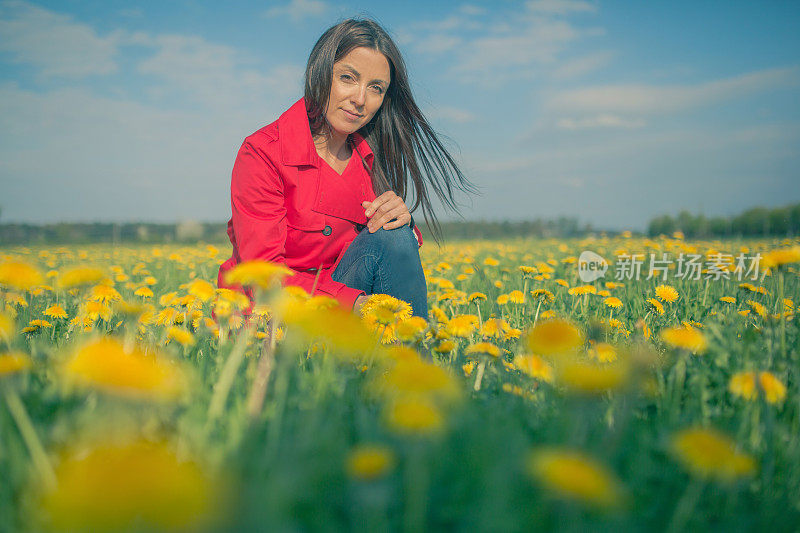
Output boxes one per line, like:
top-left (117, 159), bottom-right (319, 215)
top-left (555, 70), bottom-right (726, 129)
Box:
top-left (0, 221), bottom-right (229, 246)
top-left (2, 204), bottom-right (797, 245)
top-left (420, 217), bottom-right (593, 241)
top-left (647, 203), bottom-right (800, 238)
top-left (0, 217), bottom-right (592, 245)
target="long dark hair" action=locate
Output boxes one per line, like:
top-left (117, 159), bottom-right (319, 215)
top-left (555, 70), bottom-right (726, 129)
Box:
top-left (304, 18), bottom-right (475, 241)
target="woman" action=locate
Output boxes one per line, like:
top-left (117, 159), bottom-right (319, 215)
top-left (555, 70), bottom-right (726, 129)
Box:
top-left (218, 18), bottom-right (473, 318)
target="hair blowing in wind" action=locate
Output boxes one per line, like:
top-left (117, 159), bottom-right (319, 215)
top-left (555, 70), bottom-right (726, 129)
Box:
top-left (304, 18), bottom-right (477, 242)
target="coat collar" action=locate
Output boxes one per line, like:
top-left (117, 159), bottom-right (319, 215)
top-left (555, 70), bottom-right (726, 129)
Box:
top-left (278, 97), bottom-right (374, 169)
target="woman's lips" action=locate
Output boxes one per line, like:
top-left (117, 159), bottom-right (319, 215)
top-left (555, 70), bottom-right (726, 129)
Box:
top-left (342, 109), bottom-right (362, 121)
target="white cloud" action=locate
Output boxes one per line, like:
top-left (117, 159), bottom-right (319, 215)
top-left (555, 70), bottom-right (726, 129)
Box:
top-left (552, 50), bottom-right (613, 79)
top-left (556, 114), bottom-right (645, 130)
top-left (525, 0), bottom-right (597, 15)
top-left (402, 2), bottom-right (603, 85)
top-left (263, 0), bottom-right (328, 22)
top-left (0, 0), bottom-right (118, 77)
top-left (426, 105), bottom-right (476, 123)
top-left (414, 34), bottom-right (462, 54)
top-left (134, 34), bottom-right (303, 110)
top-left (548, 67), bottom-right (800, 115)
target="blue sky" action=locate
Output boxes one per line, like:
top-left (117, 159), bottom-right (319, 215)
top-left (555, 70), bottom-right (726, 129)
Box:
top-left (1, 0), bottom-right (798, 230)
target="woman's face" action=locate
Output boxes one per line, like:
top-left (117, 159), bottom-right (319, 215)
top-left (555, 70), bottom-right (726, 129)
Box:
top-left (324, 46), bottom-right (390, 136)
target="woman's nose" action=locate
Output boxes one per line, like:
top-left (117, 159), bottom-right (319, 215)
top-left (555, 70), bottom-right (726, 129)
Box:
top-left (350, 85), bottom-right (367, 107)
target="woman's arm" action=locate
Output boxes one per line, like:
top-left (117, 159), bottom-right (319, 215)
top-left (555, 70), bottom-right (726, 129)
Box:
top-left (229, 140), bottom-right (365, 309)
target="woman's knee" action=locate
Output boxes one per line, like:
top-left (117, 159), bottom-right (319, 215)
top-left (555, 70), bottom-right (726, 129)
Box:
top-left (364, 227), bottom-right (419, 259)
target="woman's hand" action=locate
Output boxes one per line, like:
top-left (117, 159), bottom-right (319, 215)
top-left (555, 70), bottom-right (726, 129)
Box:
top-left (362, 191), bottom-right (411, 232)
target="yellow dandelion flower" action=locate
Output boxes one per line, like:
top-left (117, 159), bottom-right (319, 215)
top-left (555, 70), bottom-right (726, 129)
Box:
top-left (496, 294), bottom-right (510, 306)
top-left (62, 337), bottom-right (186, 401)
top-left (588, 342), bottom-right (617, 363)
top-left (446, 314), bottom-right (479, 338)
top-left (483, 257), bottom-right (499, 266)
top-left (465, 342), bottom-right (501, 358)
top-left (493, 280), bottom-right (503, 289)
top-left (375, 357), bottom-right (460, 402)
top-left (429, 306), bottom-right (449, 324)
top-left (559, 360), bottom-right (628, 394)
top-left (187, 279), bottom-right (216, 302)
top-left (603, 297), bottom-right (622, 309)
top-left (166, 327), bottom-right (195, 347)
top-left (670, 427), bottom-right (756, 482)
top-left (518, 265), bottom-right (537, 274)
top-left (385, 397), bottom-right (444, 436)
top-left (223, 260), bottom-right (291, 290)
top-left (0, 260), bottom-right (44, 291)
top-left (346, 445), bottom-right (395, 481)
top-left (462, 360), bottom-right (477, 376)
top-left (40, 438), bottom-right (220, 532)
top-left (5, 292), bottom-right (28, 308)
top-left (731, 371), bottom-right (787, 404)
top-left (761, 246), bottom-right (800, 269)
top-left (758, 371), bottom-right (787, 404)
top-left (655, 285), bottom-right (679, 303)
top-left (719, 296), bottom-right (736, 304)
top-left (555, 279), bottom-right (569, 288)
top-left (57, 267), bottom-right (105, 290)
top-left (159, 292), bottom-right (178, 307)
top-left (597, 290), bottom-right (611, 297)
top-left (646, 298), bottom-right (665, 316)
top-left (144, 276), bottom-right (157, 286)
top-left (746, 300), bottom-right (767, 318)
top-left (0, 313), bottom-right (15, 342)
top-left (568, 285), bottom-right (596, 296)
top-left (395, 316), bottom-right (428, 342)
top-left (526, 319), bottom-right (583, 357)
top-left (285, 306), bottom-right (378, 357)
top-left (134, 286), bottom-right (154, 298)
top-left (0, 351), bottom-right (31, 376)
top-left (503, 327), bottom-right (522, 341)
top-left (513, 354), bottom-right (553, 383)
top-left (468, 292), bottom-right (487, 302)
top-left (89, 284), bottom-right (121, 305)
top-left (480, 318), bottom-right (510, 339)
top-left (44, 304), bottom-right (68, 319)
top-left (738, 309), bottom-right (750, 317)
top-left (530, 289), bottom-right (555, 303)
top-left (215, 288), bottom-right (251, 310)
top-left (508, 290), bottom-right (525, 304)
top-left (361, 294), bottom-right (412, 324)
top-left (660, 326), bottom-right (707, 354)
top-left (22, 319), bottom-right (53, 334)
top-left (83, 301), bottom-right (112, 323)
top-left (433, 340), bottom-right (456, 354)
top-left (527, 448), bottom-right (624, 508)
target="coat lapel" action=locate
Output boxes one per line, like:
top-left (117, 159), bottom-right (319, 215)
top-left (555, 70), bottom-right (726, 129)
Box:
top-left (278, 98), bottom-right (375, 226)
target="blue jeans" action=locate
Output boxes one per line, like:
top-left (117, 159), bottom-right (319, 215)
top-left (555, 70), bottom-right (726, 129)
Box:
top-left (332, 226), bottom-right (428, 319)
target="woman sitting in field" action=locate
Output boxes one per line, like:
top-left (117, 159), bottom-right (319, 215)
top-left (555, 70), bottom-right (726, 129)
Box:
top-left (218, 18), bottom-right (473, 318)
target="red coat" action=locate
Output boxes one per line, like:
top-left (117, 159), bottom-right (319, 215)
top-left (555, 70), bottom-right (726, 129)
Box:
top-left (218, 97), bottom-right (422, 309)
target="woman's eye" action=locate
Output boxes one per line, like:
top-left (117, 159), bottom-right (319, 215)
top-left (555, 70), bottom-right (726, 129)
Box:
top-left (340, 74), bottom-right (353, 81)
top-left (370, 85), bottom-right (384, 94)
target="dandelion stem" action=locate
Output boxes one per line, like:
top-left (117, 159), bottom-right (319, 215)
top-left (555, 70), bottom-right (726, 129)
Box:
top-left (246, 320), bottom-right (277, 420)
top-left (777, 271), bottom-right (786, 361)
top-left (473, 361), bottom-right (486, 392)
top-left (3, 386), bottom-right (56, 490)
top-left (666, 480), bottom-right (703, 533)
top-left (207, 323), bottom-right (255, 423)
top-left (403, 443), bottom-right (428, 533)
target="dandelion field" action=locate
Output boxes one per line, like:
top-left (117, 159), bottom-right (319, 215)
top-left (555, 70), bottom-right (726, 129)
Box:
top-left (1, 235), bottom-right (799, 532)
